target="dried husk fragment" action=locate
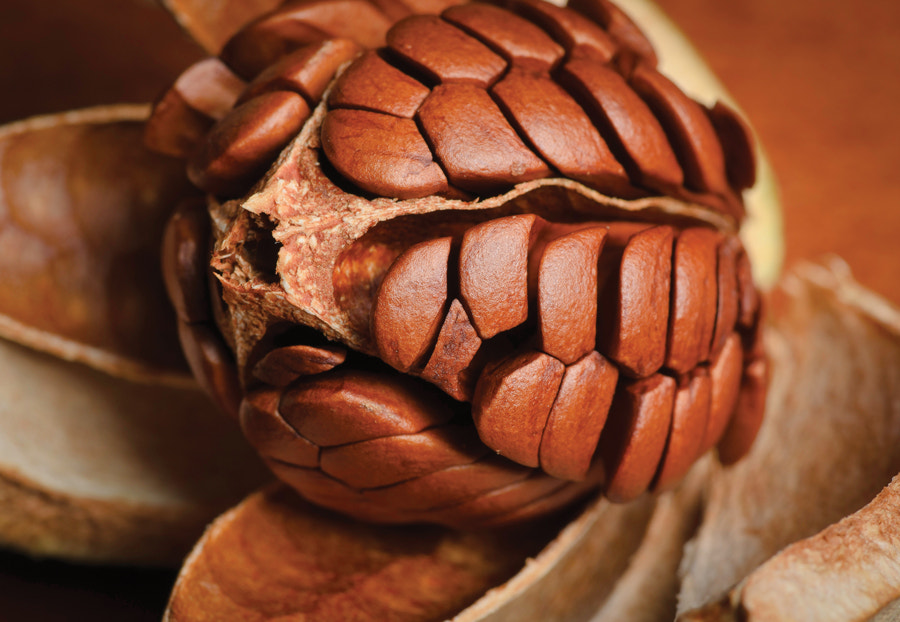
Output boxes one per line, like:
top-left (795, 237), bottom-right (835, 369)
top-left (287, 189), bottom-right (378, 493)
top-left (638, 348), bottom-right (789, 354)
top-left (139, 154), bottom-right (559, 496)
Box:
top-left (164, 448), bottom-right (710, 621)
top-left (705, 474), bottom-right (900, 622)
top-left (0, 106), bottom-right (197, 384)
top-left (588, 458), bottom-right (706, 622)
top-left (0, 107), bottom-right (269, 564)
top-left (164, 484), bottom-right (571, 621)
top-left (0, 336), bottom-right (268, 565)
top-left (165, 480), bottom-right (667, 621)
top-left (678, 259), bottom-right (900, 620)
top-left (454, 460), bottom-right (707, 622)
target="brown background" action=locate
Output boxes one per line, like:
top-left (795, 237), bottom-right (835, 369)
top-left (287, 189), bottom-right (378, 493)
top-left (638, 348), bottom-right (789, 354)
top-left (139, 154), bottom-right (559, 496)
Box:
top-left (1, 0), bottom-right (898, 619)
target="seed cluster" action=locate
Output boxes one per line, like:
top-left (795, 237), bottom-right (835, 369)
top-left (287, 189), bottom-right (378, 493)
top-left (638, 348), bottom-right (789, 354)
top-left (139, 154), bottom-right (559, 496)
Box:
top-left (147, 0), bottom-right (755, 220)
top-left (373, 216), bottom-right (764, 484)
top-left (151, 0), bottom-right (767, 527)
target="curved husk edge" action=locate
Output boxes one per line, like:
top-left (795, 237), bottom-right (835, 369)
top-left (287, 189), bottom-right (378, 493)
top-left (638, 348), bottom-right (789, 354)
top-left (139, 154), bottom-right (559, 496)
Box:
top-left (0, 336), bottom-right (269, 565)
top-left (0, 105), bottom-right (198, 386)
top-left (678, 258), bottom-right (900, 620)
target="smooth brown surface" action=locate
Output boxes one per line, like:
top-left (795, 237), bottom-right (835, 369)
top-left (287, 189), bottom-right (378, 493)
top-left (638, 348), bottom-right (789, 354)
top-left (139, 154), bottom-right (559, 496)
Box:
top-left (598, 224), bottom-right (674, 378)
top-left (473, 351), bottom-right (565, 468)
top-left (535, 226), bottom-right (608, 364)
top-left (327, 50), bottom-right (431, 117)
top-left (322, 108), bottom-right (450, 198)
top-left (459, 215), bottom-right (536, 338)
top-left (442, 3), bottom-right (564, 73)
top-left (374, 237), bottom-right (451, 372)
top-left (600, 373), bottom-right (675, 503)
top-left (421, 298), bottom-right (484, 400)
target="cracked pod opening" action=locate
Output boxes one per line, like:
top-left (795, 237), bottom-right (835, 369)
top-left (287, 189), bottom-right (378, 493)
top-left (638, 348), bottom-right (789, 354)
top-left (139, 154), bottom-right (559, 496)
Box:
top-left (150, 0), bottom-right (768, 528)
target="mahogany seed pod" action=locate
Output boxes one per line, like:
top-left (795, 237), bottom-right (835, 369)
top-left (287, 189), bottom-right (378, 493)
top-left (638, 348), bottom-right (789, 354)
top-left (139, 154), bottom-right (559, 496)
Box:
top-left (149, 0), bottom-right (768, 528)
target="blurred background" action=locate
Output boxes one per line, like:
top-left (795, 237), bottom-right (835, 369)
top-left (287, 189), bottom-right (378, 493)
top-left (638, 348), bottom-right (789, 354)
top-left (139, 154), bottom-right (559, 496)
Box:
top-left (1, 0), bottom-right (898, 618)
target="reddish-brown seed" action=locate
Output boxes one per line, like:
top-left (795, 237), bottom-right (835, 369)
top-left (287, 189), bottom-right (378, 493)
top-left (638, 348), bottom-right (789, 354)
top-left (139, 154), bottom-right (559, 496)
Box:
top-left (327, 50), bottom-right (431, 118)
top-left (475, 471), bottom-right (599, 527)
top-left (629, 63), bottom-right (730, 200)
top-left (143, 88), bottom-right (216, 158)
top-left (420, 299), bottom-right (484, 401)
top-left (568, 0), bottom-right (658, 65)
top-left (237, 38), bottom-right (363, 105)
top-left (707, 100), bottom-right (757, 191)
top-left (598, 224), bottom-right (675, 378)
top-left (432, 472), bottom-right (568, 524)
top-left (558, 58), bottom-right (683, 192)
top-left (717, 357), bottom-right (768, 465)
top-left (472, 350), bottom-right (565, 467)
top-left (221, 0), bottom-right (393, 78)
top-left (534, 225), bottom-right (608, 364)
top-left (600, 373), bottom-right (675, 502)
top-left (652, 369), bottom-right (710, 491)
top-left (491, 70), bottom-right (631, 195)
top-left (665, 227), bottom-right (721, 373)
top-left (279, 370), bottom-right (454, 446)
top-left (251, 343), bottom-right (347, 386)
top-left (417, 84), bottom-right (551, 194)
top-left (266, 463), bottom-right (411, 524)
top-left (441, 3), bottom-right (564, 73)
top-left (267, 463), bottom-right (358, 499)
top-left (172, 58), bottom-right (246, 121)
top-left (539, 351), bottom-right (618, 481)
top-left (361, 454), bottom-right (532, 511)
top-left (188, 91), bottom-right (310, 196)
top-left (161, 200), bottom-right (211, 324)
top-left (458, 214), bottom-right (536, 338)
top-left (319, 425), bottom-right (490, 488)
top-left (240, 388), bottom-right (320, 467)
top-left (513, 0), bottom-right (617, 63)
top-left (711, 235), bottom-right (741, 356)
top-left (387, 15), bottom-right (507, 87)
top-left (700, 331), bottom-right (744, 453)
top-left (321, 108), bottom-right (449, 198)
top-left (373, 237), bottom-right (451, 372)
top-left (177, 320), bottom-right (242, 419)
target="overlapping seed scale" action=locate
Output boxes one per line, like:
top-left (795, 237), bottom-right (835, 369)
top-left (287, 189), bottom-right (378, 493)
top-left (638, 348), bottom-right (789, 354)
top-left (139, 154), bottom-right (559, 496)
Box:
top-left (239, 368), bottom-right (602, 527)
top-left (321, 1), bottom-right (753, 217)
top-left (370, 214), bottom-right (766, 491)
